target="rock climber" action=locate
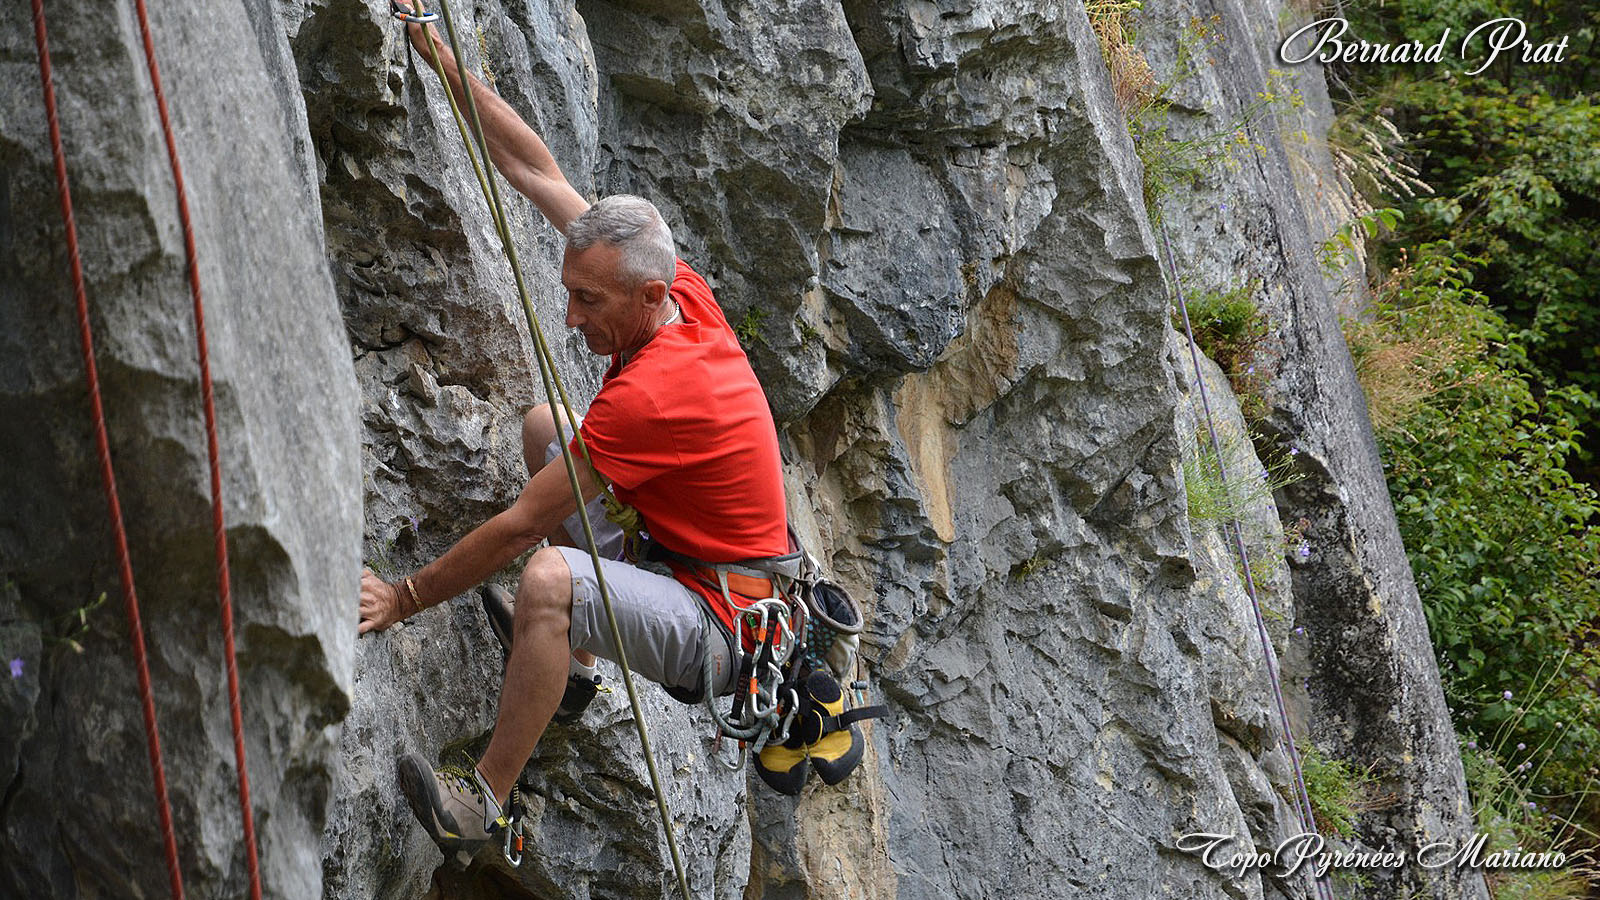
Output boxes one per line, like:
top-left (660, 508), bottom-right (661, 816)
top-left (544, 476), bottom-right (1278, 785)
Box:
top-left (356, 10), bottom-right (791, 853)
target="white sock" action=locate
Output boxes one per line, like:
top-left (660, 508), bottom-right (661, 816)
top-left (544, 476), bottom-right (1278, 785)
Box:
top-left (569, 657), bottom-right (598, 683)
top-left (472, 765), bottom-right (505, 825)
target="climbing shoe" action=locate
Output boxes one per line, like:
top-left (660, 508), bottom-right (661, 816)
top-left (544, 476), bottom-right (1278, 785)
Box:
top-left (397, 753), bottom-right (501, 852)
top-left (754, 741), bottom-right (810, 796)
top-left (555, 669), bottom-right (601, 724)
top-left (478, 584), bottom-right (515, 656)
top-left (755, 670), bottom-right (882, 794)
top-left (479, 584), bottom-right (602, 724)
top-left (796, 670), bottom-right (864, 786)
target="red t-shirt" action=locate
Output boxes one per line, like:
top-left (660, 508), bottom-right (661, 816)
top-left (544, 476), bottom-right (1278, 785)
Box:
top-left (573, 259), bottom-right (789, 636)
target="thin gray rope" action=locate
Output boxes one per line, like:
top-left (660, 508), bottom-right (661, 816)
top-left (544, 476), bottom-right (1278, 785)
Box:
top-left (421, 3), bottom-right (693, 896)
top-left (1158, 218), bottom-right (1335, 900)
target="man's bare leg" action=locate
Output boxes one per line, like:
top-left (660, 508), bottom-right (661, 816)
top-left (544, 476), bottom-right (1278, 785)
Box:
top-left (520, 402), bottom-right (596, 668)
top-left (476, 545), bottom-right (573, 804)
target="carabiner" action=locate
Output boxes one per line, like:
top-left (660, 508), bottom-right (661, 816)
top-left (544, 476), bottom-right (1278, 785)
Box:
top-left (390, 0), bottom-right (439, 24)
top-left (501, 817), bottom-right (525, 868)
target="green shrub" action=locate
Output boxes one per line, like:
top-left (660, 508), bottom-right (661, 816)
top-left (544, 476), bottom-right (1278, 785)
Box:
top-left (1176, 280), bottom-right (1267, 375)
top-left (1347, 241), bottom-right (1600, 827)
top-left (734, 307), bottom-right (768, 348)
top-left (1298, 742), bottom-right (1389, 837)
top-left (1174, 280), bottom-right (1272, 419)
top-left (1339, 73), bottom-right (1600, 482)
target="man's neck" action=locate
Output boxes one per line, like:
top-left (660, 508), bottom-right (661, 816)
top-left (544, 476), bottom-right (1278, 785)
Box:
top-left (619, 299), bottom-right (679, 366)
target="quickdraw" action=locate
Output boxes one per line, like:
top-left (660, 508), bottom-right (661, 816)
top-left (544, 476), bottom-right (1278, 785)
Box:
top-left (492, 788), bottom-right (530, 868)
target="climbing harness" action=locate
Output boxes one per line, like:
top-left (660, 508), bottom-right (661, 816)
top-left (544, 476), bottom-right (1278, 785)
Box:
top-left (651, 539), bottom-right (885, 785)
top-left (31, 1), bottom-right (263, 897)
top-left (398, 0), bottom-right (684, 892)
top-left (1159, 217), bottom-right (1335, 900)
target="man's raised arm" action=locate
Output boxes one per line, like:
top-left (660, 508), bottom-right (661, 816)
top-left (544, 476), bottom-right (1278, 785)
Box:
top-left (405, 18), bottom-right (589, 234)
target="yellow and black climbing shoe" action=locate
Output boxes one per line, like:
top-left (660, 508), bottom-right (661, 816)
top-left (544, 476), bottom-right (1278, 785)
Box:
top-left (797, 671), bottom-right (863, 786)
top-left (755, 740), bottom-right (810, 795)
top-left (755, 671), bottom-right (887, 794)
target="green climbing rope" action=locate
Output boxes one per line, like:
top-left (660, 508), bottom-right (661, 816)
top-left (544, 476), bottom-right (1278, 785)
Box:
top-left (411, 3), bottom-right (691, 897)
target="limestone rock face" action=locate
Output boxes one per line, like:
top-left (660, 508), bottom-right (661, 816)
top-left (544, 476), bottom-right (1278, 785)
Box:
top-left (0, 1), bottom-right (360, 897)
top-left (1135, 0), bottom-right (1489, 892)
top-left (1, 0), bottom-right (1485, 898)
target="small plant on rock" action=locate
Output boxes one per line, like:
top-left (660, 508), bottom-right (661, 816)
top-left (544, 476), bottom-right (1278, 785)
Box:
top-left (734, 307), bottom-right (768, 349)
top-left (1175, 279), bottom-right (1274, 419)
top-left (1297, 742), bottom-right (1393, 837)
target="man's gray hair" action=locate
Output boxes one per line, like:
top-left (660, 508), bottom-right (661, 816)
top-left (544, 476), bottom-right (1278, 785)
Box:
top-left (566, 195), bottom-right (677, 288)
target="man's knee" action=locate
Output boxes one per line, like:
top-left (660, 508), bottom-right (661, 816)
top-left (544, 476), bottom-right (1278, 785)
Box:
top-left (522, 403), bottom-right (556, 458)
top-left (515, 546), bottom-right (573, 637)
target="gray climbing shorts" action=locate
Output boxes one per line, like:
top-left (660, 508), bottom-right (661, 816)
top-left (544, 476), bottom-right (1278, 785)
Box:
top-left (555, 547), bottom-right (736, 698)
top-left (544, 423), bottom-right (735, 698)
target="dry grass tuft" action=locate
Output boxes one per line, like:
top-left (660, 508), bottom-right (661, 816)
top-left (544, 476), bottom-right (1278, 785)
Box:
top-left (1086, 0), bottom-right (1157, 112)
top-left (1342, 253), bottom-right (1491, 437)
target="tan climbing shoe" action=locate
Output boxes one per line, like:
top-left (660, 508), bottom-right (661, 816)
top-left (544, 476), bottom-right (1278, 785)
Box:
top-left (397, 753), bottom-right (500, 852)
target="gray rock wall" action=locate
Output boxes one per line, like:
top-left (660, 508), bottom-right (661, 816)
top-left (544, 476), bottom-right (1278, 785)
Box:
top-left (1135, 0), bottom-right (1488, 893)
top-left (0, 0), bottom-right (360, 896)
top-left (1, 0), bottom-right (1485, 897)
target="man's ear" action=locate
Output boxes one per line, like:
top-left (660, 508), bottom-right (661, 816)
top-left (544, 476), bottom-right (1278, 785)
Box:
top-left (640, 279), bottom-right (669, 309)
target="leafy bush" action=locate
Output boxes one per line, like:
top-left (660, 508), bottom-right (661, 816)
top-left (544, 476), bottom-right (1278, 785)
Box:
top-left (1346, 241), bottom-right (1600, 823)
top-left (1176, 281), bottom-right (1267, 375)
top-left (1392, 82), bottom-right (1600, 465)
top-left (1335, 69), bottom-right (1600, 482)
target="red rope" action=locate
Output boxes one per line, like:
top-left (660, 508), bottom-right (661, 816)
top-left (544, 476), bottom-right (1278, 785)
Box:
top-left (127, 0), bottom-right (263, 896)
top-left (30, 1), bottom-right (185, 897)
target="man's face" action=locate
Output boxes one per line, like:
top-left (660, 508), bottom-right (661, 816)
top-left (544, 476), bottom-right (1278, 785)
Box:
top-left (562, 243), bottom-right (661, 357)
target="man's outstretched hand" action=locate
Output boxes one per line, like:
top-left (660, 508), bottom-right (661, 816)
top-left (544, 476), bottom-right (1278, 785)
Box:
top-left (359, 568), bottom-right (406, 634)
top-left (391, 0), bottom-right (448, 59)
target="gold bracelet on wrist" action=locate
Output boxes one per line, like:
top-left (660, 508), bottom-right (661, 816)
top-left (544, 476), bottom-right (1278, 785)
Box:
top-left (403, 575), bottom-right (426, 614)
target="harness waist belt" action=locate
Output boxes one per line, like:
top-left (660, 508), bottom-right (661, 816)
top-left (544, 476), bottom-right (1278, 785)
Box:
top-left (689, 564), bottom-right (775, 599)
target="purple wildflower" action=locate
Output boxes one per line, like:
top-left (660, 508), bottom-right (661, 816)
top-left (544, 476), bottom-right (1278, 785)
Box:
top-left (1503, 690), bottom-right (1514, 700)
top-left (1296, 542), bottom-right (1311, 560)
top-left (1517, 742), bottom-right (1526, 751)
top-left (1467, 741), bottom-right (1478, 750)
top-left (1294, 626), bottom-right (1305, 636)
top-left (1246, 364), bottom-right (1256, 375)
top-left (8, 658), bottom-right (20, 679)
